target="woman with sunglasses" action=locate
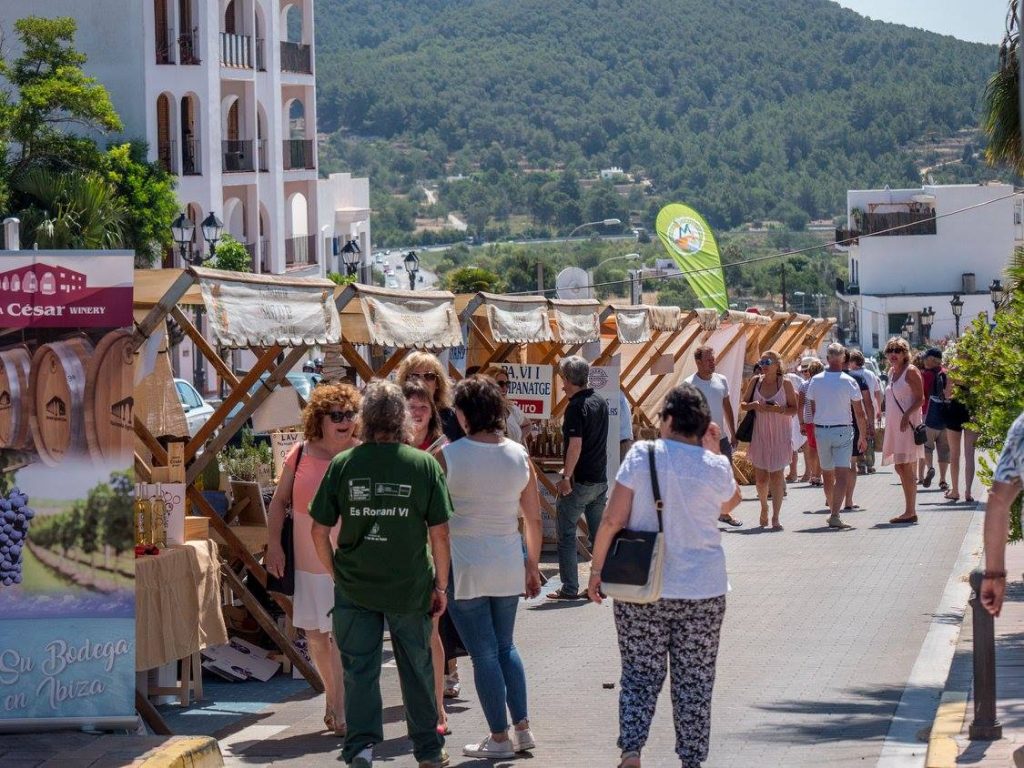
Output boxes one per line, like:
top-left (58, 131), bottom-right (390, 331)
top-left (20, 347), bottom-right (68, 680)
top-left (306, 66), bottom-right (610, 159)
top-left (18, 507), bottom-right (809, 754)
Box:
top-left (399, 351), bottom-right (465, 442)
top-left (740, 350), bottom-right (798, 529)
top-left (881, 337), bottom-right (925, 523)
top-left (267, 382), bottom-right (361, 736)
top-left (481, 365), bottom-right (531, 444)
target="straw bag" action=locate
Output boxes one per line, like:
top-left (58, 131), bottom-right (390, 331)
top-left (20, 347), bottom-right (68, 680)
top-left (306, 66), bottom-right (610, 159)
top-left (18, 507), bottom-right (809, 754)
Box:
top-left (600, 442), bottom-right (665, 604)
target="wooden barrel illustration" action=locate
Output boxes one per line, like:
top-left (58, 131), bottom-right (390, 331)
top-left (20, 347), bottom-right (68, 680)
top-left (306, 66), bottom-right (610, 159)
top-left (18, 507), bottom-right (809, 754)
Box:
top-left (30, 336), bottom-right (94, 466)
top-left (0, 345), bottom-right (32, 450)
top-left (85, 329), bottom-right (137, 465)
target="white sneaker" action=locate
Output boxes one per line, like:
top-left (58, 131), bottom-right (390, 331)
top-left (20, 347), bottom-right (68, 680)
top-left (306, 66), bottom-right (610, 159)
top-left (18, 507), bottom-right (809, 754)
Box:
top-left (511, 726), bottom-right (536, 752)
top-left (349, 747), bottom-right (373, 767)
top-left (463, 735), bottom-right (515, 759)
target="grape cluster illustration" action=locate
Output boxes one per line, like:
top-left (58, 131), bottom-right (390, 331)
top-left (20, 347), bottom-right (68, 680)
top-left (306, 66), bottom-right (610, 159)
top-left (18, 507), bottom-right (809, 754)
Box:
top-left (0, 488), bottom-right (33, 586)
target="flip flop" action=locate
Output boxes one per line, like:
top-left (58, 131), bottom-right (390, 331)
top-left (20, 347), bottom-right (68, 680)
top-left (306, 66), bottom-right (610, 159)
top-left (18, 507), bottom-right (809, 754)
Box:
top-left (888, 515), bottom-right (918, 524)
top-left (546, 589), bottom-right (583, 601)
top-left (939, 481), bottom-right (949, 491)
top-left (718, 515), bottom-right (743, 527)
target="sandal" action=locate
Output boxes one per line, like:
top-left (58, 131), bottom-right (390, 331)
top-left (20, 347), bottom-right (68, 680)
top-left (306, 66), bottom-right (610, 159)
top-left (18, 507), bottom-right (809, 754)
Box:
top-left (944, 490), bottom-right (960, 501)
top-left (718, 515), bottom-right (743, 527)
top-left (443, 673), bottom-right (461, 698)
top-left (546, 588), bottom-right (583, 601)
top-left (888, 514), bottom-right (918, 525)
top-left (325, 707), bottom-right (347, 737)
top-left (618, 751), bottom-right (641, 768)
top-left (966, 495), bottom-right (976, 504)
top-left (939, 481), bottom-right (949, 491)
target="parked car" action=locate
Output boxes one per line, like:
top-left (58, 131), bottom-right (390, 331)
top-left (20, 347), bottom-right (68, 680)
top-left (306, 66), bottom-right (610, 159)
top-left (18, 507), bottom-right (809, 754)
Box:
top-left (174, 378), bottom-right (216, 437)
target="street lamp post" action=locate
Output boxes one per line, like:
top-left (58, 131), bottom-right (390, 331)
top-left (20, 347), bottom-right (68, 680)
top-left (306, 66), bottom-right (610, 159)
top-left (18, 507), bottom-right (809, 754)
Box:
top-left (903, 313), bottom-right (916, 345)
top-left (989, 279), bottom-right (1007, 313)
top-left (950, 293), bottom-right (964, 338)
top-left (920, 306), bottom-right (935, 343)
top-left (568, 218), bottom-right (621, 239)
top-left (793, 290), bottom-right (806, 314)
top-left (341, 238), bottom-right (362, 276)
top-left (171, 211), bottom-right (222, 396)
top-left (403, 251), bottom-right (420, 291)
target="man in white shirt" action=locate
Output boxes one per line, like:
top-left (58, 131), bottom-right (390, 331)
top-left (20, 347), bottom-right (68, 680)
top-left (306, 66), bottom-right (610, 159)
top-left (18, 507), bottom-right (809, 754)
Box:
top-left (807, 343), bottom-right (869, 530)
top-left (685, 345), bottom-right (742, 527)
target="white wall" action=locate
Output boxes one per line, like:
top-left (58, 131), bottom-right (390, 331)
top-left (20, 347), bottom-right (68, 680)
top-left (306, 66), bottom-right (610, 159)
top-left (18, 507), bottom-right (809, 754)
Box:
top-left (848, 184), bottom-right (1017, 296)
top-left (318, 172), bottom-right (372, 275)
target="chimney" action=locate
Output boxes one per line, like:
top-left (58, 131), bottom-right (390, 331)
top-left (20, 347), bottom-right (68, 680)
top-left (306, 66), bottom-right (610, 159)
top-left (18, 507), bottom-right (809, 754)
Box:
top-left (3, 217), bottom-right (20, 251)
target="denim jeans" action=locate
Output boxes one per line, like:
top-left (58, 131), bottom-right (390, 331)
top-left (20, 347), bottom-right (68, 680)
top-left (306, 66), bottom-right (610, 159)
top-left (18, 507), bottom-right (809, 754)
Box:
top-left (446, 594), bottom-right (528, 733)
top-left (556, 480), bottom-right (607, 594)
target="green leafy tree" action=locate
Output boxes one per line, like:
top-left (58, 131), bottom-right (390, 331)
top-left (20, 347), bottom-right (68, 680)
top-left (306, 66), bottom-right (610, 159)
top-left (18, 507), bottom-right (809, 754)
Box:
top-left (14, 168), bottom-right (127, 249)
top-left (101, 142), bottom-right (178, 267)
top-left (445, 266), bottom-right (504, 293)
top-left (983, 2), bottom-right (1022, 173)
top-left (210, 234), bottom-right (252, 272)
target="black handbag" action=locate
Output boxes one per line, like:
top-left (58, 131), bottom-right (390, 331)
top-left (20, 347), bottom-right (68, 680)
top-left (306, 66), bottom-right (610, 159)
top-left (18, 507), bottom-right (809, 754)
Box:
top-left (600, 442), bottom-right (665, 603)
top-left (735, 376), bottom-right (760, 443)
top-left (266, 442), bottom-right (304, 596)
top-left (891, 388), bottom-right (927, 446)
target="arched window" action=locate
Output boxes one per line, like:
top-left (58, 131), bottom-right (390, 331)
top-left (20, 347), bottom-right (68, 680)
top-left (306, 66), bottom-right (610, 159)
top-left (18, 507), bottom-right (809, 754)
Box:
top-left (23, 272), bottom-right (37, 293)
top-left (40, 272), bottom-right (56, 295)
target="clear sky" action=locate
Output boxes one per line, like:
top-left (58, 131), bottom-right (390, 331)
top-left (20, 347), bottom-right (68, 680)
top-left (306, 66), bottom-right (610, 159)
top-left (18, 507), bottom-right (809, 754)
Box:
top-left (833, 0), bottom-right (1008, 45)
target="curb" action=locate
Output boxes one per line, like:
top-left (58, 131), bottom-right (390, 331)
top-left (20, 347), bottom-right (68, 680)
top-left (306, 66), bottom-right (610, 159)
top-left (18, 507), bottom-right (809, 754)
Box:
top-left (925, 691), bottom-right (969, 767)
top-left (140, 736), bottom-right (224, 768)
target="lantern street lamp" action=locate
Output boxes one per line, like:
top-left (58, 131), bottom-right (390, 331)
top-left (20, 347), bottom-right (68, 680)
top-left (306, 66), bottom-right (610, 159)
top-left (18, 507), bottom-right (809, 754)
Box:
top-left (403, 251), bottom-right (420, 291)
top-left (990, 278), bottom-right (1007, 312)
top-left (171, 211), bottom-right (196, 264)
top-left (200, 212), bottom-right (223, 257)
top-left (919, 306), bottom-right (935, 343)
top-left (903, 313), bottom-right (916, 345)
top-left (950, 293), bottom-right (964, 338)
top-left (340, 238), bottom-right (362, 276)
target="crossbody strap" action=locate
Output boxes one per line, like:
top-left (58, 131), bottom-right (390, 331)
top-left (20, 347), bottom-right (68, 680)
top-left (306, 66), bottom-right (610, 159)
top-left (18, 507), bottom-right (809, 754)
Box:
top-left (647, 441), bottom-right (663, 532)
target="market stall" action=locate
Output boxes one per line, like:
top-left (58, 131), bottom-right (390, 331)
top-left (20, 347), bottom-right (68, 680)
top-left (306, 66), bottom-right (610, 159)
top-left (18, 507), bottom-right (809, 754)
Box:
top-left (132, 266), bottom-right (342, 693)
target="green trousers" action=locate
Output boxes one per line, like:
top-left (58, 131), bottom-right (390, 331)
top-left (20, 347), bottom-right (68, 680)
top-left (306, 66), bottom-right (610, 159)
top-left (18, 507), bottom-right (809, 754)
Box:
top-left (332, 591), bottom-right (444, 765)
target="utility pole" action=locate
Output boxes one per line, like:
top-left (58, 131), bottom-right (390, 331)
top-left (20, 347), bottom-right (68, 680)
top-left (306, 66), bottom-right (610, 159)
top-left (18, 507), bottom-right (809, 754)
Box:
top-left (536, 262), bottom-right (544, 293)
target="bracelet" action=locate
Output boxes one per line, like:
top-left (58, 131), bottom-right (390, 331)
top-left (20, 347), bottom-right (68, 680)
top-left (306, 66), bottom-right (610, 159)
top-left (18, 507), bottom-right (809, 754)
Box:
top-left (434, 585), bottom-right (447, 593)
top-left (983, 571), bottom-right (1007, 579)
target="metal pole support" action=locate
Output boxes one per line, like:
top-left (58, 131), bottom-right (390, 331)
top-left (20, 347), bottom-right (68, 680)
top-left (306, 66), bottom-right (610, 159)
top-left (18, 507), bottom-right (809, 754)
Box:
top-left (969, 568), bottom-right (1003, 740)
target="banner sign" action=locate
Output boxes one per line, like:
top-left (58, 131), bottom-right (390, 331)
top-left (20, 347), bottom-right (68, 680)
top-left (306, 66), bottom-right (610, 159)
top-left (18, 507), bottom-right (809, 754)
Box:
top-left (0, 250), bottom-right (136, 731)
top-left (655, 204), bottom-right (728, 312)
top-left (0, 251), bottom-right (133, 328)
top-left (500, 364), bottom-right (554, 419)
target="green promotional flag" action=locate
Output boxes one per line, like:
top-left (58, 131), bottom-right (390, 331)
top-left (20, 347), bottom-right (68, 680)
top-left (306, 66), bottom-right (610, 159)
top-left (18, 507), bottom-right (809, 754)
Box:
top-left (655, 203), bottom-right (728, 311)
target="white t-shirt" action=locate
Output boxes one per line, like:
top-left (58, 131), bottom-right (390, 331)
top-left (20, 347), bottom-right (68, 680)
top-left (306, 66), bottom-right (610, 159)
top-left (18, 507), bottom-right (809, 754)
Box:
top-left (684, 372), bottom-right (730, 432)
top-left (807, 370), bottom-right (862, 426)
top-left (443, 437), bottom-right (531, 600)
top-left (504, 402), bottom-right (527, 443)
top-left (860, 367), bottom-right (883, 401)
top-left (615, 439), bottom-right (736, 600)
top-left (619, 390), bottom-right (634, 442)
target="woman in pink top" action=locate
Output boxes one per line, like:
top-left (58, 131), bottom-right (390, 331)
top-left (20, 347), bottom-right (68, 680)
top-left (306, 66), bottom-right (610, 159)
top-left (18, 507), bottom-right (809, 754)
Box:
top-left (881, 337), bottom-right (925, 524)
top-left (740, 350), bottom-right (798, 530)
top-left (267, 382), bottom-right (361, 736)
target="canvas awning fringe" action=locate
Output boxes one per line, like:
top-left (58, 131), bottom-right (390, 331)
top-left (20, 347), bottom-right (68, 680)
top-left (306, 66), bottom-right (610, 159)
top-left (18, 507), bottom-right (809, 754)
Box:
top-left (356, 284), bottom-right (463, 349)
top-left (609, 305), bottom-right (651, 344)
top-left (478, 292), bottom-right (554, 344)
top-left (548, 299), bottom-right (601, 344)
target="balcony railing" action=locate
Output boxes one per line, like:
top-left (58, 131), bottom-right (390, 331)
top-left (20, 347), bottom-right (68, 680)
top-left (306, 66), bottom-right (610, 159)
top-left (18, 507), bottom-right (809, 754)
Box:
top-left (220, 32), bottom-right (253, 68)
top-left (182, 137), bottom-right (201, 176)
top-left (255, 38), bottom-right (266, 71)
top-left (283, 139), bottom-right (315, 170)
top-left (284, 234), bottom-right (317, 267)
top-left (179, 29), bottom-right (201, 65)
top-left (280, 41), bottom-right (312, 74)
top-left (156, 27), bottom-right (176, 64)
top-left (157, 140), bottom-right (177, 175)
top-left (222, 140), bottom-right (255, 172)
top-left (835, 228), bottom-right (859, 245)
top-left (841, 211), bottom-right (937, 243)
top-left (245, 238), bottom-right (271, 273)
top-left (257, 139), bottom-right (269, 171)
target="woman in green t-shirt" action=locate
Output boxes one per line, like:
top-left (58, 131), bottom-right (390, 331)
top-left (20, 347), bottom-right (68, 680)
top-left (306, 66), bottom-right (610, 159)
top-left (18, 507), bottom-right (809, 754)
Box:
top-left (311, 380), bottom-right (454, 768)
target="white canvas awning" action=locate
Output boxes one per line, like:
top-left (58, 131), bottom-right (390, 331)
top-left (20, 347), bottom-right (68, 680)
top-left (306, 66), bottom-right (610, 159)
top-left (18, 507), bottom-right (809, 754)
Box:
top-left (726, 309), bottom-right (771, 326)
top-left (195, 267), bottom-right (341, 348)
top-left (610, 306), bottom-right (651, 344)
top-left (694, 308), bottom-right (721, 331)
top-left (648, 306), bottom-right (682, 332)
top-left (356, 284), bottom-right (463, 349)
top-left (479, 293), bottom-right (554, 344)
top-left (549, 299), bottom-right (601, 344)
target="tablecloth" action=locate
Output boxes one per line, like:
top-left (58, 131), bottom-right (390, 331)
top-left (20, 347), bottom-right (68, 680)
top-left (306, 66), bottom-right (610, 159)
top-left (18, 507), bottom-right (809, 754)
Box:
top-left (135, 540), bottom-right (228, 671)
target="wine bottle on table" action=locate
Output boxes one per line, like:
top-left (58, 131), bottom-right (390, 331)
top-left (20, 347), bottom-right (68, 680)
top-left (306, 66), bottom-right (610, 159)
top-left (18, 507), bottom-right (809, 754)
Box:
top-left (150, 484), bottom-right (167, 547)
top-left (135, 484), bottom-right (152, 546)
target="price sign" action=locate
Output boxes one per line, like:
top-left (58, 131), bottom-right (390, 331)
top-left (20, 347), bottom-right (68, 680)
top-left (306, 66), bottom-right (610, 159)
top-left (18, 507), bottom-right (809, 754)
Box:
top-left (500, 364), bottom-right (554, 420)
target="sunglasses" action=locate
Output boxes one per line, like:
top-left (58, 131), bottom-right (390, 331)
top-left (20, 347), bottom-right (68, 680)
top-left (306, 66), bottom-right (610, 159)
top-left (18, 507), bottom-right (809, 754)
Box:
top-left (407, 372), bottom-right (438, 382)
top-left (759, 358), bottom-right (775, 366)
top-left (496, 379), bottom-right (509, 388)
top-left (327, 410), bottom-right (357, 423)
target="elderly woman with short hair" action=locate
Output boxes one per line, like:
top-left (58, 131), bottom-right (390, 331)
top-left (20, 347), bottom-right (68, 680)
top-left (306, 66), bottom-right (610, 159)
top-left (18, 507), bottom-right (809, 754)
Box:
top-left (588, 383), bottom-right (741, 768)
top-left (311, 380), bottom-right (453, 768)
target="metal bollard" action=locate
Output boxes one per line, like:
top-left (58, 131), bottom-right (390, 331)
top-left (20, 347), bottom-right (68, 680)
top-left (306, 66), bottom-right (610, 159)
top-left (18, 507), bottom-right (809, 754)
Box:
top-left (969, 569), bottom-right (1003, 739)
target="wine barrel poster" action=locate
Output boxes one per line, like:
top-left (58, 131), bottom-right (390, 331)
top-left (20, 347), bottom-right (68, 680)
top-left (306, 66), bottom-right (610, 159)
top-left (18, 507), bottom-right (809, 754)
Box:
top-left (0, 251), bottom-right (136, 731)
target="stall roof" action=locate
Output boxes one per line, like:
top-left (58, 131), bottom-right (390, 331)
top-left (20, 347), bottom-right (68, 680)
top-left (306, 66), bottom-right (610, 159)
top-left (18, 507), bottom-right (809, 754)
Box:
top-left (548, 298), bottom-right (601, 344)
top-left (335, 283), bottom-right (463, 349)
top-left (473, 292), bottom-right (555, 344)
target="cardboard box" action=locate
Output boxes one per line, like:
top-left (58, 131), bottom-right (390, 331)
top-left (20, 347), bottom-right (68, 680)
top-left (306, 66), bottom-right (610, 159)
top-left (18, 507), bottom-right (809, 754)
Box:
top-left (184, 516), bottom-right (209, 541)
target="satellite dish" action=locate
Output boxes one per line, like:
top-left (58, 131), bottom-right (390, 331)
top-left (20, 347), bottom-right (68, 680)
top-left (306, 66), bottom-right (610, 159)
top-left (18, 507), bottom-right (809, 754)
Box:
top-left (555, 267), bottom-right (591, 300)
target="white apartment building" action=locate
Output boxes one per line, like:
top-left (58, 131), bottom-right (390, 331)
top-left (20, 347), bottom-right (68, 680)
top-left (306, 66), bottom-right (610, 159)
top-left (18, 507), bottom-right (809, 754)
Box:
top-left (837, 183), bottom-right (1023, 353)
top-left (9, 0), bottom-right (322, 276)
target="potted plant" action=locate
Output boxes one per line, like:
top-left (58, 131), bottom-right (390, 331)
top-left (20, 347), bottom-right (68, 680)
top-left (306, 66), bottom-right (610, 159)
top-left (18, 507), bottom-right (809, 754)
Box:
top-left (221, 431), bottom-right (272, 525)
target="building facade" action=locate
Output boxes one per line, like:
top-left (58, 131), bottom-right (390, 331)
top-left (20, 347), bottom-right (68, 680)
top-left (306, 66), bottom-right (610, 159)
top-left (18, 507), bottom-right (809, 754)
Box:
top-left (8, 0), bottom-right (322, 276)
top-left (837, 183), bottom-right (1023, 353)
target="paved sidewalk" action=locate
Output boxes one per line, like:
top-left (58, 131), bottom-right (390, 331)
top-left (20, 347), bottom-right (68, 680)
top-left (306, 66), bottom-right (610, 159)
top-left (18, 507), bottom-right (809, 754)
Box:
top-left (205, 466), bottom-right (982, 768)
top-left (944, 534), bottom-right (1024, 766)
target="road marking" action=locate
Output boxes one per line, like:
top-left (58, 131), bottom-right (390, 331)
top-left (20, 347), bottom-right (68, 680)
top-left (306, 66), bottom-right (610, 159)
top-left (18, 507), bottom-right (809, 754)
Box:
top-left (925, 691), bottom-right (969, 767)
top-left (875, 505), bottom-right (984, 768)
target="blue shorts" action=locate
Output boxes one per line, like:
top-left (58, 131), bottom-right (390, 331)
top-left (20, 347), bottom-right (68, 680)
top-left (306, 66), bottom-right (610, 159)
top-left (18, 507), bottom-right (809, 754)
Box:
top-left (814, 425), bottom-right (854, 471)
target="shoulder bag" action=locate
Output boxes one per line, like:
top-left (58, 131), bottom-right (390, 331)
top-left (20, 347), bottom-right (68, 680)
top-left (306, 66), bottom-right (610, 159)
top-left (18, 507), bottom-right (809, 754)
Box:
top-left (599, 441), bottom-right (666, 604)
top-left (266, 442), bottom-right (304, 596)
top-left (734, 376), bottom-right (760, 444)
top-left (891, 383), bottom-right (927, 446)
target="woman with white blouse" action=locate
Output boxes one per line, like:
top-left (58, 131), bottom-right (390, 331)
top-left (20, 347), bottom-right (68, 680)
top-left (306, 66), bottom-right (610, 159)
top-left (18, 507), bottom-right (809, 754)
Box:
top-left (438, 375), bottom-right (543, 760)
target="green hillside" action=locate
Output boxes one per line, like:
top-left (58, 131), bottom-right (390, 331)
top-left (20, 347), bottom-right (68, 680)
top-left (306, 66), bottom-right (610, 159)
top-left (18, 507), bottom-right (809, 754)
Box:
top-left (315, 0), bottom-right (1003, 237)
